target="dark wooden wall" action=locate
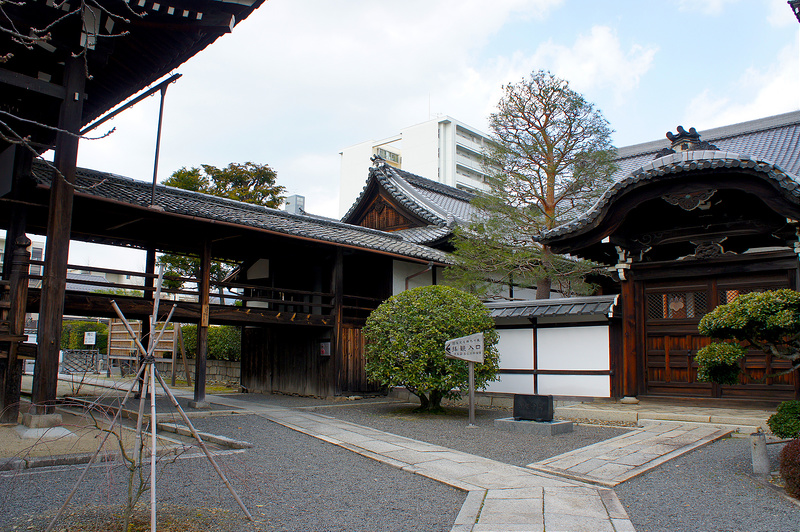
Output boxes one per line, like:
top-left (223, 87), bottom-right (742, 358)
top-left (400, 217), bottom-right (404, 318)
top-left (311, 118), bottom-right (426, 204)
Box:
top-left (241, 325), bottom-right (334, 397)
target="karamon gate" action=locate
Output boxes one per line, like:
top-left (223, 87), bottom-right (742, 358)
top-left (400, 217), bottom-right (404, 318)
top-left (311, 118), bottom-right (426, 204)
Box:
top-left (543, 125), bottom-right (800, 401)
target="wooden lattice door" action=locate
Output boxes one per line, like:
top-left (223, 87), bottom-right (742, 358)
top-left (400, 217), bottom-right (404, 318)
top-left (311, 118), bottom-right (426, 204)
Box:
top-left (642, 273), bottom-right (797, 400)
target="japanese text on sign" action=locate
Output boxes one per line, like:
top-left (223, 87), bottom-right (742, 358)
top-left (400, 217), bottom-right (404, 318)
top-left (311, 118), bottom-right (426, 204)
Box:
top-left (444, 332), bottom-right (484, 363)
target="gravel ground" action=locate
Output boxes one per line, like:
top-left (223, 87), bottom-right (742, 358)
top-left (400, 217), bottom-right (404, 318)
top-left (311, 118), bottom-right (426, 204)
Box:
top-left (2, 392), bottom-right (798, 532)
top-left (300, 399), bottom-right (628, 466)
top-left (615, 437), bottom-right (800, 532)
top-left (0, 410), bottom-right (464, 531)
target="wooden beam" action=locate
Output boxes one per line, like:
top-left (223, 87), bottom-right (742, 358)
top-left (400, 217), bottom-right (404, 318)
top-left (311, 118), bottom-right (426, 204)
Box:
top-left (32, 56), bottom-right (85, 414)
top-left (0, 68), bottom-right (66, 100)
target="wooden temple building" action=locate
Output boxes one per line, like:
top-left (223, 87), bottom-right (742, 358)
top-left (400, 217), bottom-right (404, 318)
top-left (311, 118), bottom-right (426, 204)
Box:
top-left (2, 1), bottom-right (800, 418)
top-left (543, 112), bottom-right (800, 401)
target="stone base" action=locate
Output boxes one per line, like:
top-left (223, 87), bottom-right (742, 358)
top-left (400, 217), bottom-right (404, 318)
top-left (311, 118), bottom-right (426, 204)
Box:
top-left (494, 417), bottom-right (574, 436)
top-left (187, 400), bottom-right (210, 410)
top-left (21, 413), bottom-right (63, 429)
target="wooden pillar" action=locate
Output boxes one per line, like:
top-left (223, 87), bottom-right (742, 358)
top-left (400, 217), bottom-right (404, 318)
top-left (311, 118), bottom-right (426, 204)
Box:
top-left (332, 248), bottom-right (344, 396)
top-left (0, 236), bottom-right (31, 423)
top-left (620, 275), bottom-right (638, 397)
top-left (2, 147), bottom-right (32, 280)
top-left (32, 56), bottom-right (85, 415)
top-left (190, 240), bottom-right (211, 408)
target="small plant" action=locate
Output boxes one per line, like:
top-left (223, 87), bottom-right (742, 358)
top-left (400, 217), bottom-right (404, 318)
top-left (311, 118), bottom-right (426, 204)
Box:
top-left (768, 400), bottom-right (800, 439)
top-left (694, 342), bottom-right (746, 385)
top-left (779, 437), bottom-right (800, 500)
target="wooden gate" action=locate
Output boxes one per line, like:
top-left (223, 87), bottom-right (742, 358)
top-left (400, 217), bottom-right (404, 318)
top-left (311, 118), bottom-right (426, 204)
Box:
top-left (338, 325), bottom-right (383, 394)
top-left (642, 273), bottom-right (797, 400)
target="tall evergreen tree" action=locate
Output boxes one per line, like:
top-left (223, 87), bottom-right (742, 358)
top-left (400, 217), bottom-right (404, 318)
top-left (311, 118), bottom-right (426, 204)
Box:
top-left (448, 71), bottom-right (617, 299)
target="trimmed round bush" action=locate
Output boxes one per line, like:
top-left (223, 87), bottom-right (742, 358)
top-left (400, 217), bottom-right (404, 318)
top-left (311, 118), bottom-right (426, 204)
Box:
top-left (363, 285), bottom-right (499, 413)
top-left (694, 342), bottom-right (745, 385)
top-left (768, 400), bottom-right (800, 439)
top-left (779, 437), bottom-right (800, 500)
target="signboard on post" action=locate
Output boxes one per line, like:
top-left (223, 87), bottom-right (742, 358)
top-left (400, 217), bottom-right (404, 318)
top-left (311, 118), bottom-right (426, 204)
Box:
top-left (445, 332), bottom-right (484, 363)
top-left (84, 331), bottom-right (97, 346)
top-left (445, 332), bottom-right (485, 427)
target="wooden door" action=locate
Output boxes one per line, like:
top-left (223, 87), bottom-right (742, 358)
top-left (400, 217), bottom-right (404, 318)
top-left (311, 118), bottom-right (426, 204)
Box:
top-left (642, 273), bottom-right (796, 400)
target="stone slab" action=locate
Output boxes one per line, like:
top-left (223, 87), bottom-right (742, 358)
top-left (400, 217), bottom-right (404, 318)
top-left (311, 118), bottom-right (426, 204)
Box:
top-left (21, 413), bottom-right (63, 428)
top-left (494, 417), bottom-right (574, 436)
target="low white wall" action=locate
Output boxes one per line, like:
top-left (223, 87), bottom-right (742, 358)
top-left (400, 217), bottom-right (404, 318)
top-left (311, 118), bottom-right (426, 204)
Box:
top-left (486, 324), bottom-right (611, 398)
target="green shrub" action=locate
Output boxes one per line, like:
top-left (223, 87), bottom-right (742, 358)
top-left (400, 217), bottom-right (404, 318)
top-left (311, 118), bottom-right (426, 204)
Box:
top-left (60, 320), bottom-right (108, 353)
top-left (363, 285), bottom-right (499, 413)
top-left (694, 342), bottom-right (746, 385)
top-left (696, 289), bottom-right (800, 385)
top-left (178, 324), bottom-right (240, 361)
top-left (779, 438), bottom-right (800, 500)
top-left (768, 400), bottom-right (800, 439)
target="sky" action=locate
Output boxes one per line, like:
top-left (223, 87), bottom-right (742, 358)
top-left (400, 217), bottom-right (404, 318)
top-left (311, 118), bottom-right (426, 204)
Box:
top-left (61, 0), bottom-right (800, 270)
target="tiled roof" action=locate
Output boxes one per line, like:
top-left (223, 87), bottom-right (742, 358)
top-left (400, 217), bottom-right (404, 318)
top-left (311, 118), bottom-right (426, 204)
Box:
top-left (30, 162), bottom-right (450, 265)
top-left (486, 295), bottom-right (618, 319)
top-left (65, 272), bottom-right (111, 293)
top-left (615, 111), bottom-right (800, 180)
top-left (341, 160), bottom-right (478, 246)
top-left (545, 111), bottom-right (800, 241)
top-left (391, 226), bottom-right (453, 245)
top-left (544, 150), bottom-right (800, 240)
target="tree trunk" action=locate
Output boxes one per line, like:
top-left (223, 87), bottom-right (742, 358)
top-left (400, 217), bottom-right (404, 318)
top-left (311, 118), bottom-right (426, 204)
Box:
top-left (413, 390), bottom-right (445, 413)
top-left (536, 277), bottom-right (552, 299)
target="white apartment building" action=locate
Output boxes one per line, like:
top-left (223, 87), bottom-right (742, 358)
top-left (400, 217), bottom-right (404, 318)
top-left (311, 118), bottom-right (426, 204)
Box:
top-left (339, 116), bottom-right (493, 216)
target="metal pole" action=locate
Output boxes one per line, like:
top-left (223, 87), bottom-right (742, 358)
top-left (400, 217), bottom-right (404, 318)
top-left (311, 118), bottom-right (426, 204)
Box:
top-left (468, 362), bottom-right (476, 427)
top-left (150, 85), bottom-right (168, 206)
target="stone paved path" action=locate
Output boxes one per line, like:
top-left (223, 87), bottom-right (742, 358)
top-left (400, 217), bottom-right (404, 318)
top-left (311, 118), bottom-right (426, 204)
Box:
top-left (528, 421), bottom-right (733, 487)
top-left (204, 394), bottom-right (636, 532)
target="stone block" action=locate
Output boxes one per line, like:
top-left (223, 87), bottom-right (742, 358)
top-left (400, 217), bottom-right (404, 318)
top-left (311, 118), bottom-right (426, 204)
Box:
top-left (514, 394), bottom-right (553, 421)
top-left (21, 413), bottom-right (62, 428)
top-left (495, 417), bottom-right (574, 436)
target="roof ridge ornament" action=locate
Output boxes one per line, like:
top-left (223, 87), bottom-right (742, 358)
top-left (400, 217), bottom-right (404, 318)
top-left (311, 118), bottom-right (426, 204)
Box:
top-left (653, 125), bottom-right (720, 159)
top-left (370, 154), bottom-right (387, 168)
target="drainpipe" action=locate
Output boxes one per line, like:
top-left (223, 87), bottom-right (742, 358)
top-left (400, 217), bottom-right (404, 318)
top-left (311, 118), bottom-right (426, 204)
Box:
top-left (405, 262), bottom-right (434, 291)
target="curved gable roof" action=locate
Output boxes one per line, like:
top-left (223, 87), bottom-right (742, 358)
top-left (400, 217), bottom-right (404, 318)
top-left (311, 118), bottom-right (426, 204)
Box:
top-left (341, 160), bottom-right (478, 245)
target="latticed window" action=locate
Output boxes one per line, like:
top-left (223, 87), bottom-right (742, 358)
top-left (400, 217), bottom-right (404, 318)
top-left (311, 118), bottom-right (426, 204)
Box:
top-left (719, 288), bottom-right (763, 305)
top-left (647, 291), bottom-right (708, 320)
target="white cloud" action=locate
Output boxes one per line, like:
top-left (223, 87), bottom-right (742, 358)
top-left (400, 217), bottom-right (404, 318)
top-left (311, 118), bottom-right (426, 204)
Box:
top-left (684, 41), bottom-right (800, 129)
top-left (677, 0), bottom-right (741, 16)
top-left (766, 0), bottom-right (798, 27)
top-left (480, 26), bottom-right (657, 107)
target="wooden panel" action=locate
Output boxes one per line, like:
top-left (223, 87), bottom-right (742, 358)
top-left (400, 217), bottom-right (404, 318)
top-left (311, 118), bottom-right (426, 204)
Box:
top-left (338, 325), bottom-right (381, 394)
top-left (640, 271), bottom-right (797, 401)
top-left (241, 325), bottom-right (335, 397)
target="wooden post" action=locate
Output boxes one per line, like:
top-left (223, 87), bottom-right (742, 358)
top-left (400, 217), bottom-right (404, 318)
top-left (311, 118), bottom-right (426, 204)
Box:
top-left (32, 55), bottom-right (86, 416)
top-left (0, 236), bottom-right (31, 423)
top-left (190, 241), bottom-right (210, 408)
top-left (176, 324), bottom-right (191, 387)
top-left (332, 248), bottom-right (344, 396)
top-left (620, 274), bottom-right (638, 398)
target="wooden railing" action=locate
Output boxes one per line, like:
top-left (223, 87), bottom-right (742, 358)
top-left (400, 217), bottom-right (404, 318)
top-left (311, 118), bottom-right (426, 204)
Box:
top-left (28, 260), bottom-right (341, 317)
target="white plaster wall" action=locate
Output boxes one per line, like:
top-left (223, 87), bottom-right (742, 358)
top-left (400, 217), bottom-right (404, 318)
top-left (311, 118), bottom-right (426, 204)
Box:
top-left (484, 373), bottom-right (535, 394)
top-left (496, 329), bottom-right (534, 369)
top-left (537, 326), bottom-right (610, 370)
top-left (537, 375), bottom-right (611, 397)
top-left (392, 260), bottom-right (435, 295)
